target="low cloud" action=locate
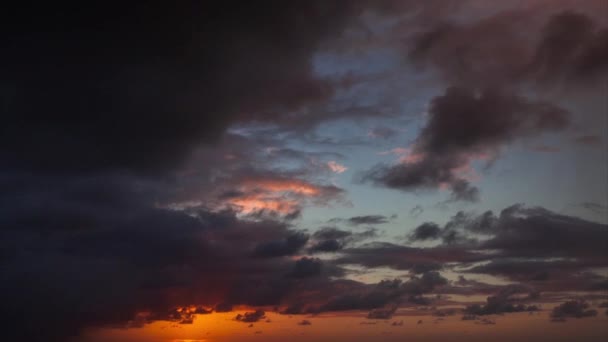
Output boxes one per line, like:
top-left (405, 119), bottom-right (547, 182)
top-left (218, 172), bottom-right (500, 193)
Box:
top-left (236, 310), bottom-right (266, 323)
top-left (551, 300), bottom-right (598, 321)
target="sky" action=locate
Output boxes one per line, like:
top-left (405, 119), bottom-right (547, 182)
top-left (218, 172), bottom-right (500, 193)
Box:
top-left (1, 1), bottom-right (607, 341)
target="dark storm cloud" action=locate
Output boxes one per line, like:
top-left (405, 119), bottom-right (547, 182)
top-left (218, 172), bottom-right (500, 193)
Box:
top-left (0, 2), bottom-right (388, 337)
top-left (1, 2), bottom-right (377, 175)
top-left (362, 87), bottom-right (569, 200)
top-left (0, 178), bottom-right (354, 341)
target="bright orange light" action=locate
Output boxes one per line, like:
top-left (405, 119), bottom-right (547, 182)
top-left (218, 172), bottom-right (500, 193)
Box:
top-left (240, 179), bottom-right (321, 196)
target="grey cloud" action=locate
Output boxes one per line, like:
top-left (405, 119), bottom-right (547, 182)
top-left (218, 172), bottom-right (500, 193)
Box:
top-left (236, 310), bottom-right (266, 323)
top-left (362, 87), bottom-right (569, 201)
top-left (551, 300), bottom-right (598, 321)
top-left (253, 232), bottom-right (309, 258)
top-left (409, 222), bottom-right (442, 241)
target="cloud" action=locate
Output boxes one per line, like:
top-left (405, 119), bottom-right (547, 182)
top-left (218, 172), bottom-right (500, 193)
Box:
top-left (409, 222), bottom-right (442, 241)
top-left (309, 239), bottom-right (343, 253)
top-left (362, 87), bottom-right (569, 201)
top-left (408, 10), bottom-right (608, 88)
top-left (313, 227), bottom-right (355, 240)
top-left (347, 215), bottom-right (391, 225)
top-left (289, 258), bottom-right (323, 278)
top-left (477, 205), bottom-right (608, 259)
top-left (530, 11), bottom-right (608, 85)
top-left (253, 232), bottom-right (310, 258)
top-left (2, 2), bottom-right (371, 177)
top-left (337, 242), bottom-right (480, 272)
top-left (581, 201), bottom-right (607, 214)
top-left (464, 287), bottom-right (540, 316)
top-left (217, 176), bottom-right (346, 219)
top-left (409, 205), bottom-right (424, 218)
top-left (236, 310), bottom-right (266, 323)
top-left (308, 227), bottom-right (378, 253)
top-left (327, 161), bottom-right (348, 173)
top-left (551, 300), bottom-right (598, 321)
top-left (0, 2), bottom-right (605, 340)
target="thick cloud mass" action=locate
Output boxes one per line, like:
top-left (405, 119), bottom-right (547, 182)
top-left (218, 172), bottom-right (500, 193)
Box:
top-left (363, 87), bottom-right (569, 199)
top-left (409, 10), bottom-right (608, 88)
top-left (1, 1), bottom-right (368, 174)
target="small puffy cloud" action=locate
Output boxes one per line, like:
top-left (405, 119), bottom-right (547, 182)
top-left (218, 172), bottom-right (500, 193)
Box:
top-left (551, 300), bottom-right (597, 321)
top-left (409, 222), bottom-right (442, 241)
top-left (236, 310), bottom-right (266, 323)
top-left (409, 205), bottom-right (424, 218)
top-left (327, 161), bottom-right (348, 173)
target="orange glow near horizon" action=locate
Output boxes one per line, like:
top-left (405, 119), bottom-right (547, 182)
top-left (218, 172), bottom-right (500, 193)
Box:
top-left (79, 307), bottom-right (608, 342)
